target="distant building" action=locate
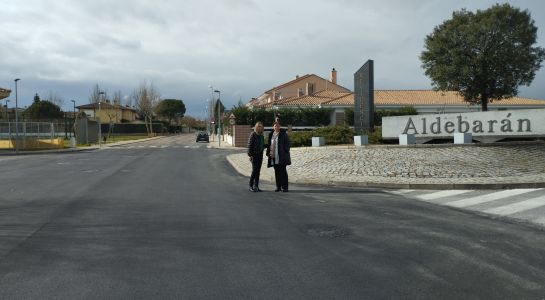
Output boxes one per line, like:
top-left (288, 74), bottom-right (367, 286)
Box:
top-left (76, 102), bottom-right (138, 123)
top-left (0, 87), bottom-right (10, 100)
top-left (247, 68), bottom-right (350, 108)
top-left (247, 71), bottom-right (545, 126)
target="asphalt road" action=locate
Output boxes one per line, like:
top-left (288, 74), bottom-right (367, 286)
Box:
top-left (1, 134), bottom-right (544, 299)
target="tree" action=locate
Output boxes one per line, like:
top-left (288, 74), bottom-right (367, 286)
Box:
top-left (213, 99), bottom-right (226, 133)
top-left (420, 4), bottom-right (545, 111)
top-left (155, 99), bottom-right (186, 125)
top-left (89, 84), bottom-right (108, 103)
top-left (113, 90), bottom-right (123, 105)
top-left (24, 100), bottom-right (63, 119)
top-left (132, 82), bottom-right (160, 135)
top-left (45, 91), bottom-right (64, 107)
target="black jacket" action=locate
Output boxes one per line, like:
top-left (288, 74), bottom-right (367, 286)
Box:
top-left (266, 129), bottom-right (291, 167)
top-left (247, 131), bottom-right (264, 157)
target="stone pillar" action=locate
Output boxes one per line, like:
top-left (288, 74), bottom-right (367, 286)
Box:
top-left (354, 135), bottom-right (368, 146)
top-left (312, 137), bottom-right (325, 147)
top-left (399, 134), bottom-right (416, 145)
top-left (454, 132), bottom-right (472, 144)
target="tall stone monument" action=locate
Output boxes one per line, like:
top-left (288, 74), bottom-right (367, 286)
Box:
top-left (354, 60), bottom-right (374, 134)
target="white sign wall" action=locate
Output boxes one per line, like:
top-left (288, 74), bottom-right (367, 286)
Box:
top-left (382, 108), bottom-right (545, 139)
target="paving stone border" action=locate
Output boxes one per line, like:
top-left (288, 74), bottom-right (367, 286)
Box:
top-left (226, 141), bottom-right (545, 189)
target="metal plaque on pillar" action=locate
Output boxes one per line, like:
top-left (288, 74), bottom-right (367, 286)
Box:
top-left (354, 60), bottom-right (374, 134)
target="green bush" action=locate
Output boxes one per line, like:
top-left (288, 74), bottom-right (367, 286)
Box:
top-left (314, 126), bottom-right (355, 145)
top-left (288, 131), bottom-right (313, 147)
top-left (287, 126), bottom-right (355, 147)
top-left (364, 126), bottom-right (382, 144)
top-left (345, 106), bottom-right (417, 126)
top-left (230, 105), bottom-right (332, 126)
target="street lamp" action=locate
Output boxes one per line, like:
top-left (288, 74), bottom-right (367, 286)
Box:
top-left (71, 100), bottom-right (76, 138)
top-left (4, 99), bottom-right (9, 121)
top-left (14, 78), bottom-right (20, 154)
top-left (98, 91), bottom-right (104, 147)
top-left (71, 99), bottom-right (76, 115)
top-left (208, 85), bottom-right (214, 136)
top-left (214, 89), bottom-right (221, 147)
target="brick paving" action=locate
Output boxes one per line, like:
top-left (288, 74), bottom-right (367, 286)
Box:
top-left (225, 142), bottom-right (545, 189)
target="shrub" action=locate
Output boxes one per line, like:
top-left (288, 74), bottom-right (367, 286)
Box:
top-left (364, 126), bottom-right (382, 144)
top-left (287, 126), bottom-right (355, 147)
top-left (314, 126), bottom-right (355, 145)
top-left (288, 131), bottom-right (313, 147)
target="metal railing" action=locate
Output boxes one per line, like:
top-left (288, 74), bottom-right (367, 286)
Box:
top-left (0, 121), bottom-right (71, 149)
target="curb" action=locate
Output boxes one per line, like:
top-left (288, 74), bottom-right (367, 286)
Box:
top-left (291, 179), bottom-right (545, 190)
top-left (0, 136), bottom-right (166, 156)
top-left (0, 147), bottom-right (98, 156)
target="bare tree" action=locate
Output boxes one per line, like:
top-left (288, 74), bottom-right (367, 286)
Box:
top-left (89, 84), bottom-right (108, 103)
top-left (132, 81), bottom-right (161, 135)
top-left (113, 90), bottom-right (123, 106)
top-left (46, 91), bottom-right (65, 107)
top-left (123, 95), bottom-right (133, 107)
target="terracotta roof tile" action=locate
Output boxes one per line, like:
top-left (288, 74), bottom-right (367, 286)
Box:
top-left (77, 102), bottom-right (137, 111)
top-left (250, 89), bottom-right (545, 109)
top-left (374, 90), bottom-right (545, 106)
top-left (277, 94), bottom-right (332, 106)
top-left (314, 90), bottom-right (350, 98)
top-left (322, 93), bottom-right (354, 105)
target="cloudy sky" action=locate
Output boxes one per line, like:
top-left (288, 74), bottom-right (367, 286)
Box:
top-left (1, 0), bottom-right (545, 118)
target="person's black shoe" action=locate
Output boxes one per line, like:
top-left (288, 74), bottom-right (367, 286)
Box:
top-left (249, 187), bottom-right (256, 192)
top-left (255, 187), bottom-right (263, 192)
top-left (274, 188), bottom-right (281, 192)
top-left (282, 189), bottom-right (289, 192)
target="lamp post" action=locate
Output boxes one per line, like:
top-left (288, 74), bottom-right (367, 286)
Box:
top-left (208, 85), bottom-right (214, 136)
top-left (4, 99), bottom-right (9, 121)
top-left (4, 100), bottom-right (10, 143)
top-left (214, 90), bottom-right (221, 147)
top-left (205, 99), bottom-right (209, 134)
top-left (71, 99), bottom-right (76, 115)
top-left (98, 91), bottom-right (104, 147)
top-left (14, 78), bottom-right (20, 154)
top-left (71, 100), bottom-right (76, 138)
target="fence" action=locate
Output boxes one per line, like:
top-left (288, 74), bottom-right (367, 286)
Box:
top-left (0, 122), bottom-right (65, 150)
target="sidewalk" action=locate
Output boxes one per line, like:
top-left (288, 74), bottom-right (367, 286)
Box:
top-left (0, 136), bottom-right (165, 156)
top-left (213, 140), bottom-right (545, 190)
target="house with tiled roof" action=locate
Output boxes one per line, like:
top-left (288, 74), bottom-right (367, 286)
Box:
top-left (0, 87), bottom-right (10, 100)
top-left (76, 102), bottom-right (138, 123)
top-left (247, 68), bottom-right (351, 108)
top-left (248, 71), bottom-right (545, 126)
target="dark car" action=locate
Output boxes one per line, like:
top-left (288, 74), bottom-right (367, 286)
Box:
top-left (196, 132), bottom-right (209, 143)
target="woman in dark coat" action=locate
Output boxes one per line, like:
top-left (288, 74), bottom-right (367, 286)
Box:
top-left (247, 121), bottom-right (265, 192)
top-left (266, 121), bottom-right (291, 192)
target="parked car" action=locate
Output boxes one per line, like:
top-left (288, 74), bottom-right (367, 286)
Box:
top-left (196, 132), bottom-right (209, 143)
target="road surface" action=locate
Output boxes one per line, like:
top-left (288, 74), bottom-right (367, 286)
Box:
top-left (1, 134), bottom-right (544, 299)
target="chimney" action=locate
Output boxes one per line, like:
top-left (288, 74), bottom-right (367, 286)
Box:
top-left (330, 68), bottom-right (337, 84)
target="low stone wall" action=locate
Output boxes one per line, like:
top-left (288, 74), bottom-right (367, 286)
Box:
top-left (0, 138), bottom-right (64, 150)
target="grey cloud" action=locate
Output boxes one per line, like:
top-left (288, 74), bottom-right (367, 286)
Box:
top-left (1, 0), bottom-right (544, 117)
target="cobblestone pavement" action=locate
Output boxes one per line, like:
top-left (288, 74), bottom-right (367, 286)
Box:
top-left (225, 142), bottom-right (545, 189)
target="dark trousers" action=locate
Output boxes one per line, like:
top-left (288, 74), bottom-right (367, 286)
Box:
top-left (273, 164), bottom-right (289, 190)
top-left (249, 155), bottom-right (263, 188)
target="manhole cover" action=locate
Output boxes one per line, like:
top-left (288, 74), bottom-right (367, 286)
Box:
top-left (305, 224), bottom-right (349, 238)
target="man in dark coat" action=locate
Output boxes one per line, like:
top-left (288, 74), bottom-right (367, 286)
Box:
top-left (247, 121), bottom-right (265, 192)
top-left (266, 121), bottom-right (291, 192)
